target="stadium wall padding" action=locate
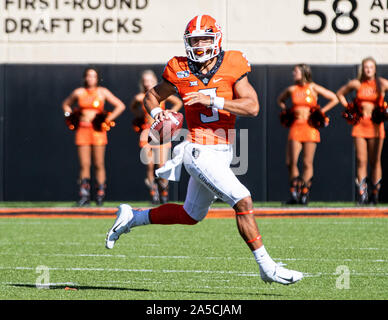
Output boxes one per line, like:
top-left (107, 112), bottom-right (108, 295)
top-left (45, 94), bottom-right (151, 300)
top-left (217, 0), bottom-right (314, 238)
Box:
top-left (2, 64), bottom-right (388, 203)
top-left (0, 65), bottom-right (4, 201)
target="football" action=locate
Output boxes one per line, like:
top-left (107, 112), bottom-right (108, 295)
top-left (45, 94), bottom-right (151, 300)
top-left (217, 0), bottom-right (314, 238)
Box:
top-left (148, 111), bottom-right (184, 144)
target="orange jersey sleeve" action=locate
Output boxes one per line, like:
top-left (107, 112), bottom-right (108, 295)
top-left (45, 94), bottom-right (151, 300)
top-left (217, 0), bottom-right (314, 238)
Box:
top-left (162, 51), bottom-right (252, 145)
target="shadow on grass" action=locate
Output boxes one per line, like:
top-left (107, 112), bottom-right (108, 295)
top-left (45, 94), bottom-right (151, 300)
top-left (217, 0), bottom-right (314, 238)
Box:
top-left (10, 283), bottom-right (148, 292)
top-left (9, 283), bottom-right (286, 298)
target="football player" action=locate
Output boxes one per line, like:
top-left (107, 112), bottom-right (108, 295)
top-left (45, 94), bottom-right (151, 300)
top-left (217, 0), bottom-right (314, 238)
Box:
top-left (105, 15), bottom-right (303, 285)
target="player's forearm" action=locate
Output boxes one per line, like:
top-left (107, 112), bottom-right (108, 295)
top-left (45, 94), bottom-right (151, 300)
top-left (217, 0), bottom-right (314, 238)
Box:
top-left (144, 90), bottom-right (163, 116)
top-left (223, 98), bottom-right (259, 117)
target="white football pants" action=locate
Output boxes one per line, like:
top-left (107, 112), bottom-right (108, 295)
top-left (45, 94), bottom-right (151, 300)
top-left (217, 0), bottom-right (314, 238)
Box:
top-left (182, 143), bottom-right (251, 222)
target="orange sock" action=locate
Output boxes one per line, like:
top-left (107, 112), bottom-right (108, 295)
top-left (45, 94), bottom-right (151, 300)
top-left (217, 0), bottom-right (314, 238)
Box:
top-left (149, 204), bottom-right (198, 225)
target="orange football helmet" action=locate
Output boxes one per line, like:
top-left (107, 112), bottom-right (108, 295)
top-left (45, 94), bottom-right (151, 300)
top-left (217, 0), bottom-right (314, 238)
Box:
top-left (184, 15), bottom-right (222, 63)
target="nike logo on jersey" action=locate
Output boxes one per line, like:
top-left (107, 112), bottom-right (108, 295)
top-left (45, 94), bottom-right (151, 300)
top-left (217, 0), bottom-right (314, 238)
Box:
top-left (213, 78), bottom-right (223, 83)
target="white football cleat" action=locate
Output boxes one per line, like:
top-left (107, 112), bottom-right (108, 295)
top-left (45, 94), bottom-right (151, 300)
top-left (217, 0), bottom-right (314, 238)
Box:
top-left (259, 264), bottom-right (304, 285)
top-left (105, 204), bottom-right (134, 249)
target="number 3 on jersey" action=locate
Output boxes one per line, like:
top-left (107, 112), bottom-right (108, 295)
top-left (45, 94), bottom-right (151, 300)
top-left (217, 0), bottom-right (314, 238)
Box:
top-left (198, 88), bottom-right (219, 123)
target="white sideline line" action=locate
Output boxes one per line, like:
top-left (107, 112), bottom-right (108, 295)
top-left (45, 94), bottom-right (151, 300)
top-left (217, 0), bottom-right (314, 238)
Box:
top-left (0, 266), bottom-right (259, 277)
top-left (303, 272), bottom-right (388, 278)
top-left (0, 252), bottom-right (387, 263)
top-left (277, 257), bottom-right (388, 263)
top-left (0, 266), bottom-right (387, 279)
top-left (0, 253), bottom-right (128, 258)
top-left (0, 241), bottom-right (161, 247)
top-left (0, 282), bottom-right (78, 287)
top-left (1, 240), bottom-right (388, 252)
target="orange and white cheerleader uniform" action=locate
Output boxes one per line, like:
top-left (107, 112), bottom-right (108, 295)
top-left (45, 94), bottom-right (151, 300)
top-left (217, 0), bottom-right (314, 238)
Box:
top-left (75, 87), bottom-right (107, 146)
top-left (352, 79), bottom-right (385, 139)
top-left (288, 83), bottom-right (320, 143)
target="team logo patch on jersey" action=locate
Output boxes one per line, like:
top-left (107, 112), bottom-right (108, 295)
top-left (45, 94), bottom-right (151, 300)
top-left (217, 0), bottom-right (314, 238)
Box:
top-left (192, 148), bottom-right (200, 159)
top-left (176, 70), bottom-right (190, 78)
top-left (189, 81), bottom-right (198, 87)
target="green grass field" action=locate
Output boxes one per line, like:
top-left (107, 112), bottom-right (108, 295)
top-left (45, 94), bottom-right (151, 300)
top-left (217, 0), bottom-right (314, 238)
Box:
top-left (1, 200), bottom-right (388, 208)
top-left (0, 215), bottom-right (387, 300)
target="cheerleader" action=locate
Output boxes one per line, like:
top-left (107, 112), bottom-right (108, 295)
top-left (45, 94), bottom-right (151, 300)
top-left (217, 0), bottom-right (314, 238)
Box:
top-left (62, 66), bottom-right (125, 206)
top-left (337, 57), bottom-right (388, 204)
top-left (277, 64), bottom-right (338, 204)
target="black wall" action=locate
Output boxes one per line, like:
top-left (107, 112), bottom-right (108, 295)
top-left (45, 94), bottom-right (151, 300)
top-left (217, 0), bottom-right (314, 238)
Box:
top-left (1, 63), bottom-right (387, 202)
top-left (0, 65), bottom-right (4, 201)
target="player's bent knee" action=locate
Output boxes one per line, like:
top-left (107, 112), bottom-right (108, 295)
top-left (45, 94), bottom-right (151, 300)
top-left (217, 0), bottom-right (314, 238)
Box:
top-left (178, 203), bottom-right (200, 225)
top-left (183, 214), bottom-right (199, 225)
top-left (183, 201), bottom-right (209, 223)
top-left (233, 196), bottom-right (253, 212)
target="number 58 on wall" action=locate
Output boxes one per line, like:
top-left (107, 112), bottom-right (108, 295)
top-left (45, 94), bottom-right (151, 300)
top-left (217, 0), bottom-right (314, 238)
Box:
top-left (302, 0), bottom-right (359, 34)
